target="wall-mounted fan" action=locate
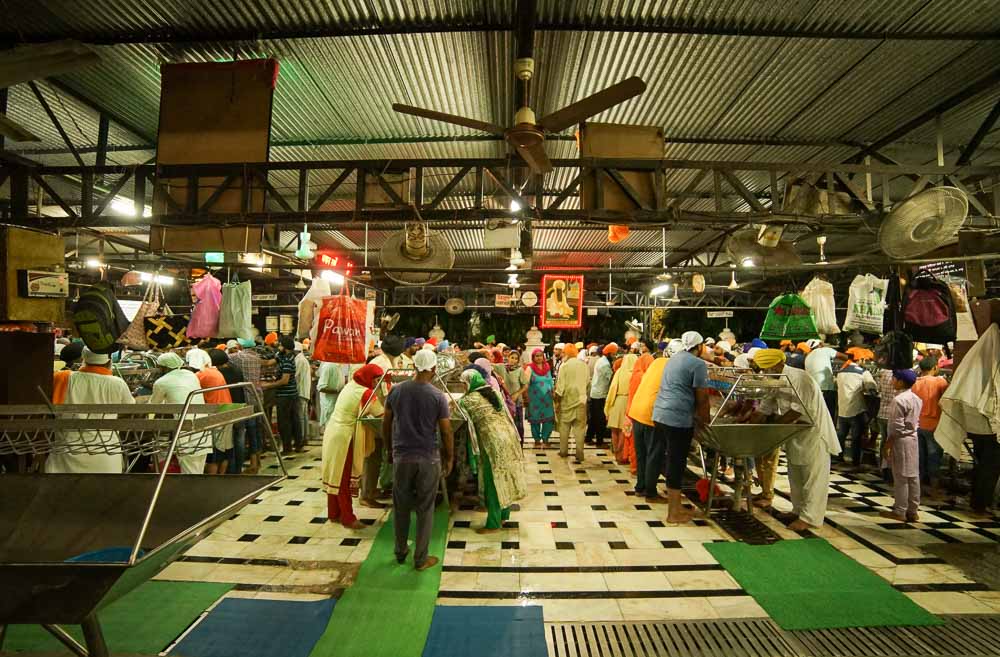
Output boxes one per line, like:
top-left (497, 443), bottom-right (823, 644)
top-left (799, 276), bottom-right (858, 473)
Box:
top-left (878, 186), bottom-right (968, 258)
top-left (379, 220), bottom-right (455, 286)
top-left (379, 312), bottom-right (401, 332)
top-left (392, 58), bottom-right (645, 174)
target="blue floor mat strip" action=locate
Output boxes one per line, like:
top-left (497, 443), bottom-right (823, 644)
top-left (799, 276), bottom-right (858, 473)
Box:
top-left (171, 597), bottom-right (336, 657)
top-left (421, 606), bottom-right (547, 657)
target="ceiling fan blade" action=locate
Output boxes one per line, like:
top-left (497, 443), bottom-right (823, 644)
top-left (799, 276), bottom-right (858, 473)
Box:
top-left (514, 142), bottom-right (553, 174)
top-left (391, 103), bottom-right (506, 136)
top-left (537, 76), bottom-right (647, 133)
top-left (0, 113), bottom-right (40, 142)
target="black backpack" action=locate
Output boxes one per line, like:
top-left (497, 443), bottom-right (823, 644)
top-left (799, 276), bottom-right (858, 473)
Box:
top-left (72, 282), bottom-right (129, 354)
top-left (876, 331), bottom-right (914, 370)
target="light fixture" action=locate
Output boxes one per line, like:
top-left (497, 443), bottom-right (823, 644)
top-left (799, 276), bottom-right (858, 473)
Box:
top-left (107, 197), bottom-right (152, 217)
top-left (85, 258), bottom-right (102, 269)
top-left (509, 199), bottom-right (522, 212)
top-left (295, 274), bottom-right (308, 290)
top-left (741, 256), bottom-right (756, 268)
top-left (672, 286), bottom-right (681, 303)
top-left (139, 272), bottom-right (174, 286)
top-left (729, 271), bottom-right (739, 289)
top-left (816, 235), bottom-right (828, 265)
top-left (320, 270), bottom-right (345, 284)
top-left (509, 248), bottom-right (525, 266)
top-left (650, 284), bottom-right (670, 296)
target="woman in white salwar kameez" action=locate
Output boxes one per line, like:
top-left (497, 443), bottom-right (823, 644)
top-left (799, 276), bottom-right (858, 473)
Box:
top-left (754, 349), bottom-right (841, 530)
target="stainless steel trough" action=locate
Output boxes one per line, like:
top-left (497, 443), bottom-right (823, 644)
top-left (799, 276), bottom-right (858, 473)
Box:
top-left (0, 383), bottom-right (284, 657)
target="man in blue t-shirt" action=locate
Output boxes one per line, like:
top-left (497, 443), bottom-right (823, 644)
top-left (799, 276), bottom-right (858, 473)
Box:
top-left (652, 330), bottom-right (710, 523)
top-left (262, 336), bottom-right (302, 454)
top-left (383, 349), bottom-right (454, 571)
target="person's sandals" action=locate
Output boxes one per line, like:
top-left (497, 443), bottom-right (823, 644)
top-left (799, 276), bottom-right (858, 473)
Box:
top-left (345, 520), bottom-right (366, 530)
top-left (879, 510), bottom-right (907, 522)
top-left (415, 556), bottom-right (440, 571)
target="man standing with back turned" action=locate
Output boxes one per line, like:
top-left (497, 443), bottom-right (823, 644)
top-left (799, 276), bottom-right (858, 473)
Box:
top-left (383, 349), bottom-right (454, 571)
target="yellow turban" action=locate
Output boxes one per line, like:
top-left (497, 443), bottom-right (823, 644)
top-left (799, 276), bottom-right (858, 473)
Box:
top-left (753, 349), bottom-right (786, 369)
top-left (563, 343), bottom-right (579, 358)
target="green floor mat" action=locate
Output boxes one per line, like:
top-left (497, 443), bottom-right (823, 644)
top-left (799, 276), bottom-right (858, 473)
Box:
top-left (706, 538), bottom-right (942, 630)
top-left (4, 580), bottom-right (234, 654)
top-left (310, 505), bottom-right (450, 657)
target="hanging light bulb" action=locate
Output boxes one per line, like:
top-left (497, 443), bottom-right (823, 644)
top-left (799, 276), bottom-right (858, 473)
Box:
top-left (729, 271), bottom-right (739, 289)
top-left (816, 235), bottom-right (828, 265)
top-left (671, 286), bottom-right (681, 303)
top-left (509, 248), bottom-right (525, 266)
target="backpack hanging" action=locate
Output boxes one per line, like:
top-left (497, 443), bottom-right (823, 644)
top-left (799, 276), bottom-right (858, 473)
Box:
top-left (71, 281), bottom-right (130, 354)
top-left (901, 273), bottom-right (957, 344)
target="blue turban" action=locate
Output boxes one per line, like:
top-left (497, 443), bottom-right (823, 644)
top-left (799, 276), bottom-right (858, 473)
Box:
top-left (414, 338), bottom-right (426, 347)
top-left (404, 337), bottom-right (417, 349)
top-left (437, 339), bottom-right (450, 352)
top-left (657, 341), bottom-right (668, 351)
top-left (751, 338), bottom-right (768, 349)
top-left (892, 369), bottom-right (917, 386)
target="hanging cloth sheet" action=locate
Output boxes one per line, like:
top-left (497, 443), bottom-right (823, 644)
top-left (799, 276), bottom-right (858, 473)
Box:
top-left (842, 274), bottom-right (888, 334)
top-left (218, 280), bottom-right (253, 341)
top-left (801, 277), bottom-right (840, 336)
top-left (935, 324), bottom-right (1000, 460)
top-left (188, 273), bottom-right (222, 339)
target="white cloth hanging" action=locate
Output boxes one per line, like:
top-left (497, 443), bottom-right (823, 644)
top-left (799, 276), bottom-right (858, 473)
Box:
top-left (801, 277), bottom-right (840, 336)
top-left (297, 278), bottom-right (332, 340)
top-left (842, 274), bottom-right (888, 334)
top-left (936, 324), bottom-right (1000, 459)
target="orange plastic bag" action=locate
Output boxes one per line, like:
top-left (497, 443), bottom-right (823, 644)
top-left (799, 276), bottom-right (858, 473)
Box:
top-left (313, 292), bottom-right (367, 363)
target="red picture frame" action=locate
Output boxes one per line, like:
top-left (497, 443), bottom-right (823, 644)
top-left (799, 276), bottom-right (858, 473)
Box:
top-left (539, 274), bottom-right (584, 329)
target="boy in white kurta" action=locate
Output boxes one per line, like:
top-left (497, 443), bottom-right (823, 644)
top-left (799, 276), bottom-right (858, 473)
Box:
top-left (882, 369), bottom-right (923, 522)
top-left (754, 349), bottom-right (841, 530)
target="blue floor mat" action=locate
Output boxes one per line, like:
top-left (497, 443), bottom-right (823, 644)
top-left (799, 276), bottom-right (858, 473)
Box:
top-left (422, 606), bottom-right (547, 657)
top-left (171, 597), bottom-right (335, 657)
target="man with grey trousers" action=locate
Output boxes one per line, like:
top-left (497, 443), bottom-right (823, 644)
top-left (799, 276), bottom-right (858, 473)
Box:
top-left (383, 348), bottom-right (454, 571)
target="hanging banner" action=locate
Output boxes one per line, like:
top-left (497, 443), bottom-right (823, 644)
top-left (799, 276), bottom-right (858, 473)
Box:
top-left (540, 274), bottom-right (584, 329)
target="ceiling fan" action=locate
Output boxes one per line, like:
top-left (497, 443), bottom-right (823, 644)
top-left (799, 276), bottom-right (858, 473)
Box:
top-left (392, 62), bottom-right (646, 174)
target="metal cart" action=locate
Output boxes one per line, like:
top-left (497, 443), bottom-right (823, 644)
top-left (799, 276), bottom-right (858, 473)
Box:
top-left (698, 369), bottom-right (815, 516)
top-left (0, 382), bottom-right (285, 657)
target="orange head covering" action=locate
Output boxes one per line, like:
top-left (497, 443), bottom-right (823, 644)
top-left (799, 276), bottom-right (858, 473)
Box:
top-left (626, 336), bottom-right (638, 346)
top-left (796, 342), bottom-right (811, 354)
top-left (563, 343), bottom-right (579, 358)
top-left (215, 343), bottom-right (227, 350)
top-left (627, 354), bottom-right (654, 408)
top-left (602, 342), bottom-right (619, 356)
top-left (264, 332), bottom-right (278, 345)
top-left (780, 340), bottom-right (793, 347)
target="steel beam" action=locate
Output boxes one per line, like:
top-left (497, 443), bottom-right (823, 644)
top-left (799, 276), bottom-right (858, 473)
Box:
top-left (28, 81), bottom-right (85, 167)
top-left (4, 19), bottom-right (998, 46)
top-left (956, 97), bottom-right (1000, 166)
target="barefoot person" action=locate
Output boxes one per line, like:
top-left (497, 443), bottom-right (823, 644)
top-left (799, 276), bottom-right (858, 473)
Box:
top-left (652, 331), bottom-right (711, 523)
top-left (881, 369), bottom-right (922, 523)
top-left (321, 364), bottom-right (384, 530)
top-left (753, 349), bottom-right (841, 531)
top-left (383, 349), bottom-right (454, 571)
top-left (460, 370), bottom-right (527, 533)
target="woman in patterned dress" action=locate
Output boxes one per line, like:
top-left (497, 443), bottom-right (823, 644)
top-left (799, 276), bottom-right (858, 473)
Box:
top-left (524, 349), bottom-right (555, 446)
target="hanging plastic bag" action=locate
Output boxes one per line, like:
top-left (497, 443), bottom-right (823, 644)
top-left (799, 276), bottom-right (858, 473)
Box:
top-left (313, 290), bottom-right (367, 363)
top-left (121, 281), bottom-right (163, 349)
top-left (217, 280), bottom-right (253, 341)
top-left (800, 277), bottom-right (839, 335)
top-left (760, 293), bottom-right (820, 342)
top-left (298, 278), bottom-right (332, 340)
top-left (842, 274), bottom-right (888, 334)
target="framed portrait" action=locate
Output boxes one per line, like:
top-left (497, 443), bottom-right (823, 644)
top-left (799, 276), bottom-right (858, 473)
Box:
top-left (540, 274), bottom-right (584, 329)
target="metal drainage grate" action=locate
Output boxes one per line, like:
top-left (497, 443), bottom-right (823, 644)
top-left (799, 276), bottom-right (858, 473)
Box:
top-left (710, 509), bottom-right (784, 545)
top-left (546, 619), bottom-right (800, 657)
top-left (789, 615), bottom-right (1000, 657)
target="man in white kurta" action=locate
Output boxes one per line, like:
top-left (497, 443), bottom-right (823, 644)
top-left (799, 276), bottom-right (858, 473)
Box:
top-left (150, 352), bottom-right (209, 474)
top-left (755, 349), bottom-right (841, 530)
top-left (45, 349), bottom-right (135, 474)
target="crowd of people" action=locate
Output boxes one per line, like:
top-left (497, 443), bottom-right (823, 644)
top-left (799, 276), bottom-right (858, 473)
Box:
top-left (42, 324), bottom-right (997, 571)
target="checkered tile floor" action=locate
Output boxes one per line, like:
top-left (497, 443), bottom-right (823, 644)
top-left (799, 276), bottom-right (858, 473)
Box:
top-left (154, 436), bottom-right (1000, 621)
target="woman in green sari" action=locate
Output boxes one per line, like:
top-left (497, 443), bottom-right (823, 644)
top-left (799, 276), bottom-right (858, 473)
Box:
top-left (460, 370), bottom-right (527, 533)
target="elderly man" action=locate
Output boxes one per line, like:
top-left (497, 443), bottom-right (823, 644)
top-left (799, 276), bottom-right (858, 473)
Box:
top-left (45, 348), bottom-right (135, 474)
top-left (551, 343), bottom-right (565, 381)
top-left (752, 349), bottom-right (841, 530)
top-left (384, 348), bottom-right (454, 571)
top-left (652, 332), bottom-right (710, 522)
top-left (554, 343), bottom-right (589, 462)
top-left (150, 352), bottom-right (210, 474)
